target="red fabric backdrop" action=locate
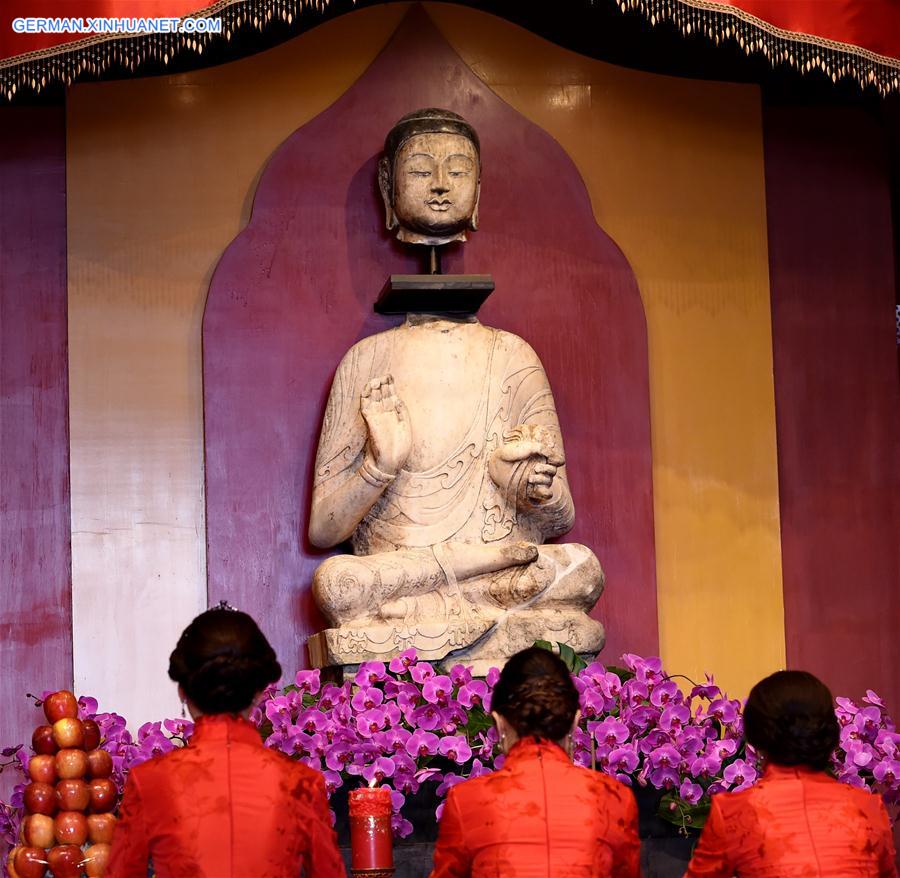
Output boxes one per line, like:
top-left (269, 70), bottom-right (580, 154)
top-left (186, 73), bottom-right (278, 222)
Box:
top-left (0, 107), bottom-right (72, 797)
top-left (764, 103), bottom-right (900, 712)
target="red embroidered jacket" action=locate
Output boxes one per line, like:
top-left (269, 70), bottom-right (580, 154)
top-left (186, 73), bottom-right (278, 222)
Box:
top-left (430, 737), bottom-right (641, 877)
top-left (106, 713), bottom-right (346, 878)
top-left (686, 763), bottom-right (898, 877)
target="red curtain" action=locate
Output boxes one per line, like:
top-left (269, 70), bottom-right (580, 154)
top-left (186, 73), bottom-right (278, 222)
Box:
top-left (0, 0), bottom-right (209, 60)
top-left (712, 0), bottom-right (900, 61)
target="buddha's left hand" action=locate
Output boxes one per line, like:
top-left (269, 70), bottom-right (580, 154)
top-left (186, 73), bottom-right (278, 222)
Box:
top-left (489, 425), bottom-right (565, 506)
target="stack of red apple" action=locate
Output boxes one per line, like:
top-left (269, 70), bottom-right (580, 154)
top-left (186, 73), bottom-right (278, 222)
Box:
top-left (7, 691), bottom-right (117, 878)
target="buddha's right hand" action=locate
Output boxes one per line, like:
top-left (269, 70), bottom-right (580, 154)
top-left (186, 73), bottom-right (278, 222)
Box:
top-left (360, 374), bottom-right (412, 477)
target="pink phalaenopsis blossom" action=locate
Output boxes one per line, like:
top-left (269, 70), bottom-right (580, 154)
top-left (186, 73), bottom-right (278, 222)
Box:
top-left (294, 669), bottom-right (321, 695)
top-left (723, 758), bottom-right (757, 792)
top-left (422, 675), bottom-right (454, 705)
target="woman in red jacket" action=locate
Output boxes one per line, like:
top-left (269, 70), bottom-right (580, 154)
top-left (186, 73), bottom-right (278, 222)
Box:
top-left (686, 670), bottom-right (897, 877)
top-left (430, 647), bottom-right (641, 878)
top-left (106, 606), bottom-right (346, 878)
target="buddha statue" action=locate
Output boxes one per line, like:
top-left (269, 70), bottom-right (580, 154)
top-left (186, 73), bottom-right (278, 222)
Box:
top-left (306, 109), bottom-right (605, 673)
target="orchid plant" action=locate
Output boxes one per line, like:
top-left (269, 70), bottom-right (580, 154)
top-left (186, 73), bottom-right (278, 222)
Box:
top-left (2, 650), bottom-right (898, 864)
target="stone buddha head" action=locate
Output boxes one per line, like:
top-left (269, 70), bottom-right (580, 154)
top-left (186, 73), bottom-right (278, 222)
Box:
top-left (379, 108), bottom-right (481, 247)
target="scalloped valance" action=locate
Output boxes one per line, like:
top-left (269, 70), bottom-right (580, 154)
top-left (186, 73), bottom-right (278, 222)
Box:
top-left (1, 0), bottom-right (899, 99)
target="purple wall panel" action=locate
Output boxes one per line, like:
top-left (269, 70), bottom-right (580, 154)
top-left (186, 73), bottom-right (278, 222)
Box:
top-left (765, 105), bottom-right (899, 711)
top-left (0, 106), bottom-right (72, 792)
top-left (203, 9), bottom-right (657, 673)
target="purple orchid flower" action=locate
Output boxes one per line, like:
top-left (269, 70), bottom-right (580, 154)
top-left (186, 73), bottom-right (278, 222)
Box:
top-left (438, 735), bottom-right (473, 764)
top-left (660, 704), bottom-right (691, 733)
top-left (650, 680), bottom-right (680, 708)
top-left (406, 730), bottom-right (440, 759)
top-left (388, 648), bottom-right (419, 675)
top-left (323, 769), bottom-right (343, 794)
top-left (873, 759), bottom-right (899, 786)
top-left (608, 746), bottom-right (639, 780)
top-left (354, 662), bottom-right (387, 687)
top-left (723, 758), bottom-right (758, 792)
top-left (679, 779), bottom-right (703, 804)
top-left (592, 718), bottom-right (630, 747)
top-left (293, 669), bottom-right (321, 695)
top-left (356, 707), bottom-right (389, 738)
top-left (863, 690), bottom-right (886, 709)
top-left (690, 753), bottom-right (722, 779)
top-left (688, 675), bottom-right (721, 701)
top-left (449, 664), bottom-right (472, 687)
top-left (265, 695), bottom-right (294, 729)
top-left (410, 663), bottom-right (436, 685)
top-left (457, 680), bottom-right (489, 709)
top-left (436, 772), bottom-right (466, 797)
top-left (706, 738), bottom-right (738, 761)
top-left (580, 688), bottom-right (607, 719)
top-left (422, 675), bottom-right (454, 706)
top-left (707, 698), bottom-right (739, 724)
top-left (351, 686), bottom-right (384, 712)
top-left (362, 757), bottom-right (397, 785)
top-left (410, 703), bottom-right (443, 731)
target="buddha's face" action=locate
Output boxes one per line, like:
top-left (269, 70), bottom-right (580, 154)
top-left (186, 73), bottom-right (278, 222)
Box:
top-left (390, 133), bottom-right (479, 241)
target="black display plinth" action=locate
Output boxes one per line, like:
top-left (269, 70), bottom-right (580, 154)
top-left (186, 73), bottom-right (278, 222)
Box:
top-left (338, 839), bottom-right (692, 877)
top-left (374, 274), bottom-right (494, 315)
top-left (333, 783), bottom-right (694, 877)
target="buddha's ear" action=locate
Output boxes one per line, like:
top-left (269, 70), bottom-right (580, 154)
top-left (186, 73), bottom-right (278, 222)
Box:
top-left (378, 156), bottom-right (397, 230)
top-left (469, 179), bottom-right (481, 231)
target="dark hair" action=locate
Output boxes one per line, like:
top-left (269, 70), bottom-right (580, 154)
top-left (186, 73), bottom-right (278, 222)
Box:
top-left (383, 107), bottom-right (480, 167)
top-left (168, 608), bottom-right (281, 715)
top-left (744, 670), bottom-right (839, 771)
top-left (491, 647), bottom-right (580, 741)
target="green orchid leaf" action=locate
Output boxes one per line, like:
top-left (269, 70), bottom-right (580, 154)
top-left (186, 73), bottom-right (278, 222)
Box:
top-left (658, 790), bottom-right (709, 834)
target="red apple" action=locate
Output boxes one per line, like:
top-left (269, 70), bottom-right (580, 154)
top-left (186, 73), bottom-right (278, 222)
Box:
top-left (86, 813), bottom-right (117, 845)
top-left (22, 813), bottom-right (55, 849)
top-left (87, 778), bottom-right (116, 813)
top-left (7, 847), bottom-right (23, 878)
top-left (54, 749), bottom-right (87, 780)
top-left (55, 779), bottom-right (90, 812)
top-left (82, 720), bottom-right (101, 751)
top-left (13, 846), bottom-right (47, 878)
top-left (53, 811), bottom-right (87, 846)
top-left (85, 749), bottom-right (113, 779)
top-left (43, 691), bottom-right (78, 724)
top-left (51, 719), bottom-right (84, 750)
top-left (46, 846), bottom-right (81, 878)
top-left (31, 726), bottom-right (57, 756)
top-left (23, 782), bottom-right (57, 816)
top-left (27, 754), bottom-right (57, 785)
top-left (83, 843), bottom-right (110, 877)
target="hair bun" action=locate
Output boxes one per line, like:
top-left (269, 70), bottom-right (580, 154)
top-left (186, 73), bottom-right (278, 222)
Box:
top-left (744, 670), bottom-right (839, 770)
top-left (168, 609), bottom-right (281, 715)
top-left (491, 648), bottom-right (579, 742)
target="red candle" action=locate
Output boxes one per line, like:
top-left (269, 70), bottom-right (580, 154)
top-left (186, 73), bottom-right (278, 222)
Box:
top-left (349, 786), bottom-right (393, 873)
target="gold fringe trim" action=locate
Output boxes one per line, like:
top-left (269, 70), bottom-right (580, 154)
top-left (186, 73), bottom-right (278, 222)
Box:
top-left (0, 0), bottom-right (337, 100)
top-left (2, 0), bottom-right (898, 99)
top-left (617, 0), bottom-right (900, 96)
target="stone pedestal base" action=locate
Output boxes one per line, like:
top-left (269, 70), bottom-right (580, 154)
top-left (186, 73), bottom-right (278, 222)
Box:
top-left (307, 609), bottom-right (604, 676)
top-left (307, 620), bottom-right (493, 668)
